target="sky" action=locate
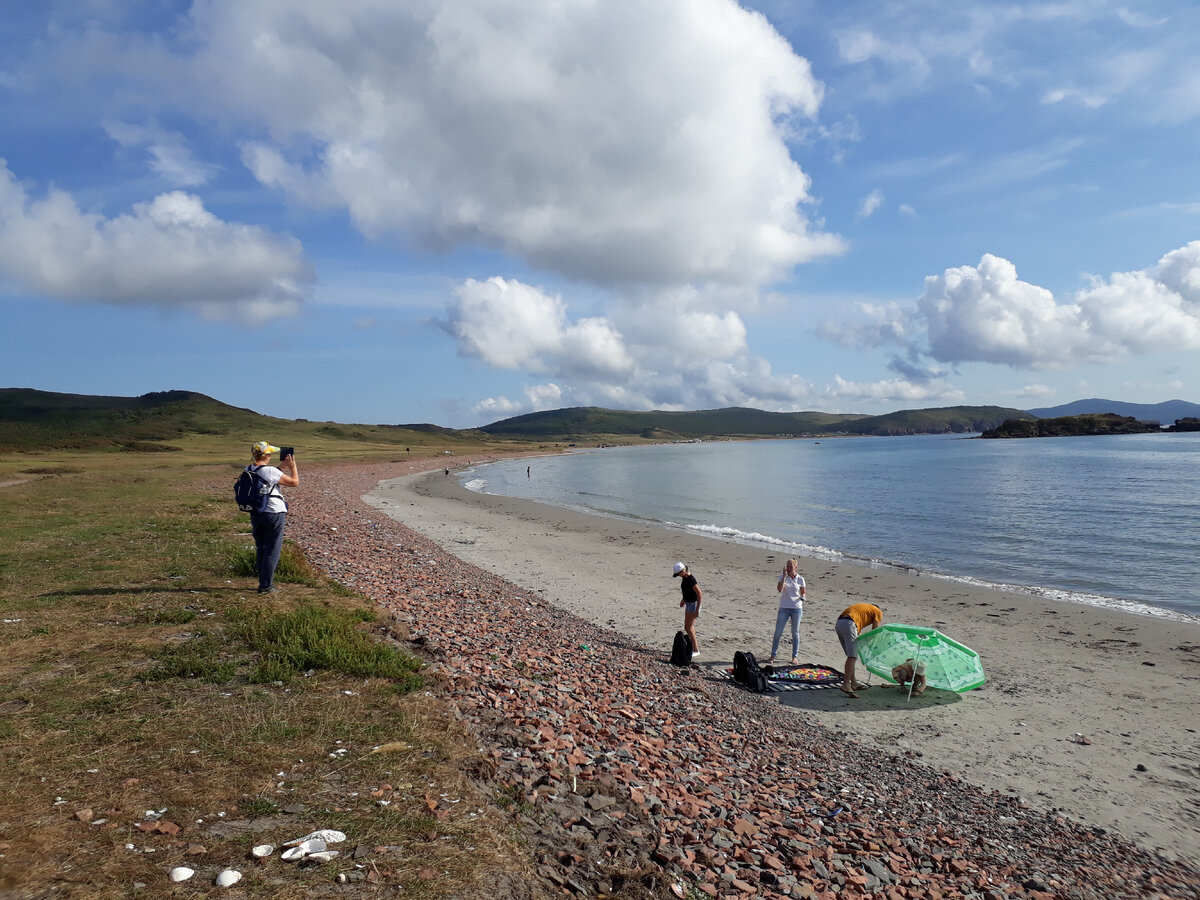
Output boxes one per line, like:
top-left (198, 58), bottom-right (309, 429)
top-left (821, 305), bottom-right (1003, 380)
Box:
top-left (1, 1), bottom-right (1198, 429)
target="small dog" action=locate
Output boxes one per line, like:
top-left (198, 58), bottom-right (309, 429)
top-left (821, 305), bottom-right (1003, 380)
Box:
top-left (891, 659), bottom-right (926, 696)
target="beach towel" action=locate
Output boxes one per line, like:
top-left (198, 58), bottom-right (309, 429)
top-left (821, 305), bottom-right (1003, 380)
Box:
top-left (718, 662), bottom-right (844, 692)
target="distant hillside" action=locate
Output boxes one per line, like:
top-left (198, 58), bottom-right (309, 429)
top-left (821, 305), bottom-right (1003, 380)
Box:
top-left (479, 405), bottom-right (1031, 440)
top-left (0, 388), bottom-right (488, 453)
top-left (982, 413), bottom-right (1162, 439)
top-left (1026, 398), bottom-right (1200, 422)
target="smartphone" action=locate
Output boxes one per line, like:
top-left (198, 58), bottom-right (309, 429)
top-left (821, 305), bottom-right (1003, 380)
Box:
top-left (280, 447), bottom-right (294, 460)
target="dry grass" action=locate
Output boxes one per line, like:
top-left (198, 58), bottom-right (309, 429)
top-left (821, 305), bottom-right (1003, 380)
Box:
top-left (0, 447), bottom-right (538, 899)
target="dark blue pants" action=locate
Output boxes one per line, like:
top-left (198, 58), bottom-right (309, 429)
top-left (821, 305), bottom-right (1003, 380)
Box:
top-left (250, 511), bottom-right (286, 591)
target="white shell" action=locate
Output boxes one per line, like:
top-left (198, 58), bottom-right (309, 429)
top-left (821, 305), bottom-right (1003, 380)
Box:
top-left (281, 839), bottom-right (326, 861)
top-left (215, 869), bottom-right (242, 887)
top-left (251, 843), bottom-right (274, 858)
top-left (284, 829), bottom-right (346, 846)
top-left (303, 850), bottom-right (340, 863)
top-left (168, 866), bottom-right (194, 883)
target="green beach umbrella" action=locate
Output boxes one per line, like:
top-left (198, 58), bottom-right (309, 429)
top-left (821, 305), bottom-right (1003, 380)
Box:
top-left (856, 623), bottom-right (986, 694)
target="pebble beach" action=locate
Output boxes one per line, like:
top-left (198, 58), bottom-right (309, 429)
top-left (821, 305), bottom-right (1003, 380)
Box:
top-left (290, 457), bottom-right (1200, 900)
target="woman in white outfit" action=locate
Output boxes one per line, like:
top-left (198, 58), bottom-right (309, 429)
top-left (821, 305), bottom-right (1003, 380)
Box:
top-left (769, 558), bottom-right (805, 664)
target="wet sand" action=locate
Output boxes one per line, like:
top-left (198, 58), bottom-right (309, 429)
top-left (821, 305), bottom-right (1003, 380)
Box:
top-left (366, 468), bottom-right (1200, 860)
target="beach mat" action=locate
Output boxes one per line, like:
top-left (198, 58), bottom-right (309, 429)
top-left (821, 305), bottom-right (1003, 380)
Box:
top-left (717, 662), bottom-right (844, 692)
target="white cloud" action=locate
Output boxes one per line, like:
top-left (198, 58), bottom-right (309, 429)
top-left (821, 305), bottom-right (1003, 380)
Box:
top-left (824, 374), bottom-right (965, 407)
top-left (825, 3), bottom-right (1200, 127)
top-left (0, 162), bottom-right (312, 322)
top-left (1013, 383), bottom-right (1055, 400)
top-left (472, 383), bottom-right (566, 421)
top-left (188, 0), bottom-right (844, 287)
top-left (450, 278), bottom-right (634, 379)
top-left (1040, 87), bottom-right (1107, 109)
top-left (856, 189), bottom-right (885, 219)
top-left (451, 275), bottom-right (832, 417)
top-left (104, 120), bottom-right (219, 186)
top-left (834, 241), bottom-right (1200, 371)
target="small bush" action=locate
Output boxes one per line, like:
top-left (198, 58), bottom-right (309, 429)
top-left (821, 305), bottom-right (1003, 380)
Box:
top-left (143, 633), bottom-right (238, 683)
top-left (228, 540), bottom-right (319, 585)
top-left (233, 603), bottom-right (423, 687)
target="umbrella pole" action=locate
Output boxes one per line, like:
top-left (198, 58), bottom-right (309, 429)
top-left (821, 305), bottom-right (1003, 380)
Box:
top-left (907, 647), bottom-right (926, 703)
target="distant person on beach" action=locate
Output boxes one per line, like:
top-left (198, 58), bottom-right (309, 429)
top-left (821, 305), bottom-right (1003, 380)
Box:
top-left (835, 602), bottom-right (882, 698)
top-left (246, 441), bottom-right (299, 594)
top-left (672, 562), bottom-right (702, 657)
top-left (769, 558), bottom-right (806, 664)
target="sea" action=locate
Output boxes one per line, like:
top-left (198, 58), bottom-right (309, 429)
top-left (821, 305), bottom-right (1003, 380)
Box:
top-left (461, 432), bottom-right (1200, 623)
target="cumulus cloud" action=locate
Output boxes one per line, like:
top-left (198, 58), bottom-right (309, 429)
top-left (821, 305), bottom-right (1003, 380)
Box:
top-left (449, 278), bottom-right (634, 380)
top-left (831, 241), bottom-right (1200, 371)
top-left (189, 0), bottom-right (844, 287)
top-left (0, 162), bottom-right (312, 321)
top-left (451, 275), bottom-right (830, 418)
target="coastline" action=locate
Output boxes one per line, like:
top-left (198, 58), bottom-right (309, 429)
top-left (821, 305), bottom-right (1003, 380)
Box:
top-left (366, 467), bottom-right (1200, 860)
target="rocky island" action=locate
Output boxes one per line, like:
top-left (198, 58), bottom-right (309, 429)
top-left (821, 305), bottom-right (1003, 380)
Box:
top-left (981, 412), bottom-right (1161, 438)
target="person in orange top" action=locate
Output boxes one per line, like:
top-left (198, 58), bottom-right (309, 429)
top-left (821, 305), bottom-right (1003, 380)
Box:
top-left (835, 602), bottom-right (882, 698)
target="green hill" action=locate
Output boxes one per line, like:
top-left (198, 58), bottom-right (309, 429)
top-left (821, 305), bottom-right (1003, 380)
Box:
top-left (479, 404), bottom-right (1031, 440)
top-left (0, 388), bottom-right (491, 454)
top-left (0, 389), bottom-right (1037, 452)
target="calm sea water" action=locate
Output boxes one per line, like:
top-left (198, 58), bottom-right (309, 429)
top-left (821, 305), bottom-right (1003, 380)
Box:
top-left (463, 433), bottom-right (1200, 622)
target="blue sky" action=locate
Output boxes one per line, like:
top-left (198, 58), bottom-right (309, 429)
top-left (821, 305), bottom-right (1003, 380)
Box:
top-left (2, 1), bottom-right (1198, 428)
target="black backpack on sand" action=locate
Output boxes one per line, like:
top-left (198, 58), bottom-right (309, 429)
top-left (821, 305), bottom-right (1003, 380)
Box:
top-left (670, 631), bottom-right (693, 667)
top-left (733, 650), bottom-right (769, 693)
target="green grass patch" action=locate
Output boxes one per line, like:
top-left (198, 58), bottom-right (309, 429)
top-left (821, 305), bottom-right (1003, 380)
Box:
top-left (142, 631), bottom-right (239, 683)
top-left (0, 447), bottom-right (535, 898)
top-left (227, 539), bottom-right (321, 585)
top-left (233, 603), bottom-right (424, 686)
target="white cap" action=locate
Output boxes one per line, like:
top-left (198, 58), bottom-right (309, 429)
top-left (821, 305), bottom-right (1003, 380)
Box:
top-left (672, 562), bottom-right (686, 575)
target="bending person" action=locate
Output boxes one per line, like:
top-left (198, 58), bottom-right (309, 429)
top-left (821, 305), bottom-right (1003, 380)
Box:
top-left (835, 602), bottom-right (882, 698)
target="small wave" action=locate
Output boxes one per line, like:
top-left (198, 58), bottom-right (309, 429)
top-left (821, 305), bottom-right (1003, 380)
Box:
top-left (928, 572), bottom-right (1200, 624)
top-left (667, 521), bottom-right (844, 561)
top-left (670, 521), bottom-right (1200, 625)
top-left (462, 477), bottom-right (488, 494)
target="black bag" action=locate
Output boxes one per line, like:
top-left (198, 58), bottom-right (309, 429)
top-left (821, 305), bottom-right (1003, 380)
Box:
top-left (734, 650), bottom-right (769, 692)
top-left (234, 466), bottom-right (274, 513)
top-left (670, 630), bottom-right (693, 666)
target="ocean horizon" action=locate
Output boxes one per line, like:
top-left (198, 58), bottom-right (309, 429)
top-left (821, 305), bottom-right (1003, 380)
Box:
top-left (462, 432), bottom-right (1200, 624)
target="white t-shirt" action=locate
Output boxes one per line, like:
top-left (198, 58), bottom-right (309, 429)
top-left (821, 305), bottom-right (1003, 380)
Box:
top-left (778, 573), bottom-right (805, 610)
top-left (251, 464), bottom-right (288, 514)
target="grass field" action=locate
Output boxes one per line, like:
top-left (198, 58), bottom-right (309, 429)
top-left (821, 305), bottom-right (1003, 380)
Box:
top-left (0, 440), bottom-right (535, 898)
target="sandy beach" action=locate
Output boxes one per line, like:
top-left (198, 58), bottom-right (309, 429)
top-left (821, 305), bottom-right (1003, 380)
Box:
top-left (366, 466), bottom-right (1200, 862)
